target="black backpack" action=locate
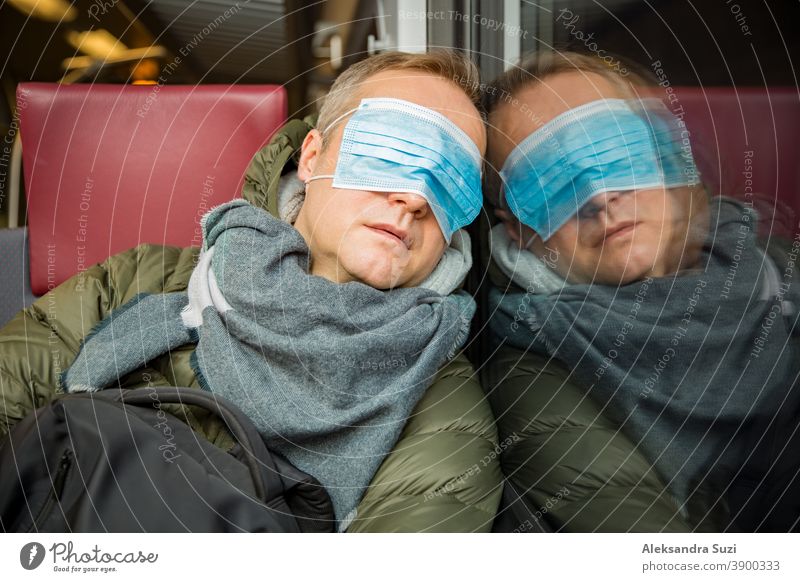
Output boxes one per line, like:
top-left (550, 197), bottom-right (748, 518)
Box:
top-left (0, 386), bottom-right (334, 532)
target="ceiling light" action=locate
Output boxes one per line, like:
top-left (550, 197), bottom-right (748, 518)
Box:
top-left (7, 0), bottom-right (77, 22)
top-left (66, 29), bottom-right (128, 59)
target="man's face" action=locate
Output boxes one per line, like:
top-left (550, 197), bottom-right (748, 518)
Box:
top-left (295, 70), bottom-right (486, 289)
top-left (487, 71), bottom-right (708, 286)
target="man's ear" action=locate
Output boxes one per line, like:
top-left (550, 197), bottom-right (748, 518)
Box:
top-left (296, 129), bottom-right (323, 182)
top-left (495, 208), bottom-right (523, 245)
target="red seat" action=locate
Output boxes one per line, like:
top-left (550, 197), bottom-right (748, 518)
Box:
top-left (660, 87), bottom-right (800, 238)
top-left (19, 83), bottom-right (287, 295)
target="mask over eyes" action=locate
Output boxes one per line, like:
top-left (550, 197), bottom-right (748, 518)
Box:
top-left (305, 98), bottom-right (483, 243)
top-left (499, 98), bottom-right (700, 241)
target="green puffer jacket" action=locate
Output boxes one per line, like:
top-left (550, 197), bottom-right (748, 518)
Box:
top-left (486, 347), bottom-right (700, 532)
top-left (0, 117), bottom-right (502, 532)
top-left (482, 224), bottom-right (796, 533)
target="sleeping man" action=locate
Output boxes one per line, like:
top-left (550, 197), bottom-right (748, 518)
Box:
top-left (14, 50), bottom-right (489, 531)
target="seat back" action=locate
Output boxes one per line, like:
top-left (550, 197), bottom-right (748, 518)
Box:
top-left (19, 83), bottom-right (286, 295)
top-left (665, 87), bottom-right (800, 237)
top-left (0, 228), bottom-right (36, 328)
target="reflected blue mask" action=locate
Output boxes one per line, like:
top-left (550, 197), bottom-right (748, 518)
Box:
top-left (305, 97), bottom-right (483, 243)
top-left (499, 98), bottom-right (700, 241)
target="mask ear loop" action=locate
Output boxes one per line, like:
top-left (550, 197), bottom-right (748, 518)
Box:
top-left (304, 174), bottom-right (334, 186)
top-left (322, 106), bottom-right (359, 136)
top-left (522, 232), bottom-right (538, 250)
top-left (303, 105), bottom-right (360, 186)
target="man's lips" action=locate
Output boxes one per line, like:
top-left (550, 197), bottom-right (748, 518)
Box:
top-left (366, 223), bottom-right (412, 249)
top-left (604, 221), bottom-right (638, 242)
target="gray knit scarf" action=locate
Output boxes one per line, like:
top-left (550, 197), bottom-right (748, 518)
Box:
top-left (64, 199), bottom-right (475, 529)
top-left (489, 197), bottom-right (800, 516)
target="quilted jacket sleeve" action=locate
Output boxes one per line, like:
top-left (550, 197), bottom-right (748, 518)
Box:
top-left (349, 354), bottom-right (503, 532)
top-left (0, 244), bottom-right (198, 437)
top-left (486, 346), bottom-right (702, 532)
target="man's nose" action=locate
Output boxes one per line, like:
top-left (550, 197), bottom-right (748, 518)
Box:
top-left (590, 191), bottom-right (624, 223)
top-left (387, 191), bottom-right (430, 218)
top-left (596, 190), bottom-right (623, 208)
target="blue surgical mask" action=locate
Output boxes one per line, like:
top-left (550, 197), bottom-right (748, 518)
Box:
top-left (305, 98), bottom-right (483, 243)
top-left (499, 98), bottom-right (700, 241)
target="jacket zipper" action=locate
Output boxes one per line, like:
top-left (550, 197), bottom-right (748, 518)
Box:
top-left (28, 449), bottom-right (73, 532)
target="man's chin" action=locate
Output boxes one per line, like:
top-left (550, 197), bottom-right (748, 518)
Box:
top-left (589, 257), bottom-right (651, 286)
top-left (616, 261), bottom-right (658, 285)
top-left (342, 252), bottom-right (416, 290)
top-left (346, 265), bottom-right (406, 290)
